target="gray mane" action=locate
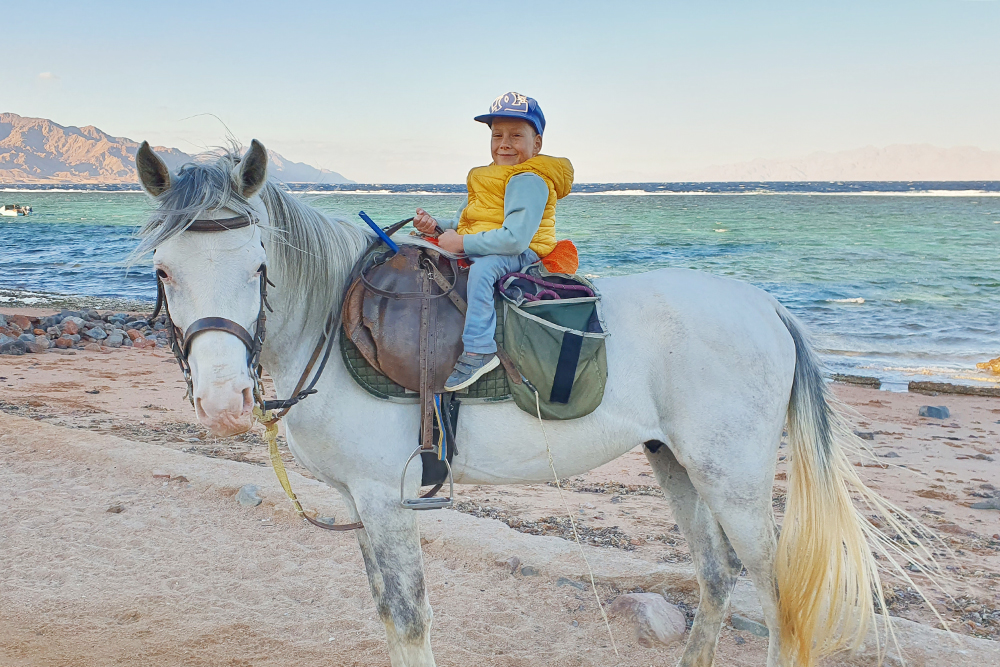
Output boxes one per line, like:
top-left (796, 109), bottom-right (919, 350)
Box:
top-left (132, 149), bottom-right (373, 335)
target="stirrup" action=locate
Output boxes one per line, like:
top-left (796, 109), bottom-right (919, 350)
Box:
top-left (399, 445), bottom-right (454, 510)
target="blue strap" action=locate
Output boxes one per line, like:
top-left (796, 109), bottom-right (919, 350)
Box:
top-left (549, 332), bottom-right (583, 404)
top-left (358, 211), bottom-right (400, 253)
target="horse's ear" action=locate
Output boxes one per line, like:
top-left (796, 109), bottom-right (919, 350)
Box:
top-left (136, 141), bottom-right (171, 197)
top-left (238, 139), bottom-right (268, 198)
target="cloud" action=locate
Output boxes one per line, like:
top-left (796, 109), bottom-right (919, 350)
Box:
top-left (37, 72), bottom-right (58, 80)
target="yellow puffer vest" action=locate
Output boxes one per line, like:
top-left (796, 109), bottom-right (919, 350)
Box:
top-left (458, 155), bottom-right (574, 258)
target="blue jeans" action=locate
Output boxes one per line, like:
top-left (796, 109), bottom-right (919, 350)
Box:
top-left (463, 249), bottom-right (539, 354)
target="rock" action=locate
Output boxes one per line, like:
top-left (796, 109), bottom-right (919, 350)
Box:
top-left (9, 314), bottom-right (32, 330)
top-left (26, 342), bottom-right (48, 354)
top-left (971, 498), bottom-right (1000, 510)
top-left (60, 320), bottom-right (80, 335)
top-left (879, 451), bottom-right (901, 458)
top-left (106, 504), bottom-right (125, 513)
top-left (731, 613), bottom-right (769, 637)
top-left (54, 337), bottom-right (74, 349)
top-left (0, 314), bottom-right (6, 327)
top-left (84, 343), bottom-right (102, 352)
top-left (608, 593), bottom-right (686, 647)
top-left (126, 328), bottom-right (144, 342)
top-left (235, 484), bottom-right (263, 507)
top-left (85, 327), bottom-right (108, 341)
top-left (556, 577), bottom-right (588, 590)
top-left (46, 326), bottom-right (60, 337)
top-left (919, 405), bottom-right (950, 420)
top-left (18, 334), bottom-right (35, 343)
top-left (33, 328), bottom-right (45, 335)
top-left (105, 333), bottom-right (124, 348)
top-left (520, 565), bottom-right (539, 576)
top-left (854, 430), bottom-right (875, 440)
top-left (0, 340), bottom-right (26, 355)
top-left (497, 556), bottom-right (521, 573)
top-left (85, 309), bottom-right (100, 321)
top-left (133, 338), bottom-right (157, 350)
top-left (67, 334), bottom-right (81, 343)
top-left (832, 373), bottom-right (882, 388)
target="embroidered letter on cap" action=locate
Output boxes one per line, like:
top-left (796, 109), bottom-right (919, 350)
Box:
top-left (491, 92), bottom-right (529, 114)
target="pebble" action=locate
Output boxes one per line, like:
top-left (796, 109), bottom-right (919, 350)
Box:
top-left (106, 504), bottom-right (125, 513)
top-left (854, 430), bottom-right (876, 440)
top-left (731, 613), bottom-right (769, 637)
top-left (520, 565), bottom-right (539, 576)
top-left (608, 593), bottom-right (686, 647)
top-left (498, 556), bottom-right (520, 573)
top-left (919, 405), bottom-right (950, 420)
top-left (556, 577), bottom-right (588, 590)
top-left (235, 484), bottom-right (263, 507)
top-left (878, 451), bottom-right (901, 458)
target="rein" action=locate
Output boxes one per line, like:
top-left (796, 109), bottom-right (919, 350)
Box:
top-left (151, 214), bottom-right (412, 532)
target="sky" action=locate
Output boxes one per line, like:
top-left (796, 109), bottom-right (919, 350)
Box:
top-left (4, 0), bottom-right (1000, 182)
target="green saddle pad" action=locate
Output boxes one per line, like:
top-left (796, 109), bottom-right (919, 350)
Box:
top-left (340, 300), bottom-right (511, 404)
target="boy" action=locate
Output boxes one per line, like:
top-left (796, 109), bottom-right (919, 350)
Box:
top-left (413, 92), bottom-right (574, 391)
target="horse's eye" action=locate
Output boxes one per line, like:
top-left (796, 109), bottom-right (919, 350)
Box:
top-left (156, 268), bottom-right (168, 280)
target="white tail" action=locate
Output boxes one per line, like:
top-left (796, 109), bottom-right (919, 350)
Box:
top-left (776, 310), bottom-right (945, 666)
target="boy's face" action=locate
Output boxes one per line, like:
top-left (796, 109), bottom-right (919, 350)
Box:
top-left (491, 118), bottom-right (542, 166)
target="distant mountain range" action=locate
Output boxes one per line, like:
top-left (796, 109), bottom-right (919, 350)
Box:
top-left (0, 113), bottom-right (353, 184)
top-left (694, 144), bottom-right (1000, 182)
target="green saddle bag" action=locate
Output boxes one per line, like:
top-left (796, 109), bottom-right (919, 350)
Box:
top-left (499, 266), bottom-right (609, 420)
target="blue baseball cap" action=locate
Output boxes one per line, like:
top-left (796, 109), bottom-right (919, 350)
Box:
top-left (474, 92), bottom-right (546, 136)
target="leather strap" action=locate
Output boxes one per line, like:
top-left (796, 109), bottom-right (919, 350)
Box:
top-left (419, 271), bottom-right (435, 451)
top-left (426, 258), bottom-right (467, 315)
top-left (186, 216), bottom-right (254, 232)
top-left (182, 317), bottom-right (255, 355)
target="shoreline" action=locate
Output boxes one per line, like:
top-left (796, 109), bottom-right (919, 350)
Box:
top-left (4, 302), bottom-right (996, 393)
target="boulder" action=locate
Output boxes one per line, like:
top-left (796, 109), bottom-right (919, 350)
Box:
top-left (84, 343), bottom-right (102, 352)
top-left (608, 593), bottom-right (686, 648)
top-left (18, 334), bottom-right (35, 343)
top-left (918, 405), bottom-right (950, 420)
top-left (9, 314), bottom-right (32, 330)
top-left (105, 333), bottom-right (124, 348)
top-left (54, 337), bottom-right (74, 349)
top-left (0, 340), bottom-right (27, 355)
top-left (133, 338), bottom-right (157, 350)
top-left (84, 327), bottom-right (108, 341)
top-left (26, 342), bottom-right (48, 354)
top-left (0, 314), bottom-right (6, 327)
top-left (61, 320), bottom-right (80, 336)
top-left (126, 329), bottom-right (144, 342)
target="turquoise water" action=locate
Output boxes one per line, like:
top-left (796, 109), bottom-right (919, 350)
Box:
top-left (2, 190), bottom-right (998, 389)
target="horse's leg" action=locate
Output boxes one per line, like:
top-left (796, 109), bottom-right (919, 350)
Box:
top-left (645, 440), bottom-right (742, 667)
top-left (349, 487), bottom-right (435, 667)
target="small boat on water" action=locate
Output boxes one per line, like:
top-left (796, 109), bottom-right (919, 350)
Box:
top-left (1, 204), bottom-right (32, 217)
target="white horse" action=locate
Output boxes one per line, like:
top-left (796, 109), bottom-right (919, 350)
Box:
top-left (133, 141), bottom-right (930, 667)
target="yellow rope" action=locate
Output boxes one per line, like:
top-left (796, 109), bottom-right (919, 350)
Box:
top-left (253, 406), bottom-right (307, 517)
top-left (533, 390), bottom-right (619, 657)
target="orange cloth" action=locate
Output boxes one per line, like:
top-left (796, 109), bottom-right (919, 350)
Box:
top-left (541, 239), bottom-right (579, 275)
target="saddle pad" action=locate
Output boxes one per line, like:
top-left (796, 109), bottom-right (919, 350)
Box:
top-left (340, 299), bottom-right (511, 404)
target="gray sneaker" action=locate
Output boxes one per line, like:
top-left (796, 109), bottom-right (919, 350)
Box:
top-left (444, 352), bottom-right (500, 392)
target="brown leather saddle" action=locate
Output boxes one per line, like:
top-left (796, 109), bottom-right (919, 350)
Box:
top-left (342, 244), bottom-right (468, 395)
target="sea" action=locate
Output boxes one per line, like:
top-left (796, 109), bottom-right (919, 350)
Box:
top-left (2, 182), bottom-right (999, 392)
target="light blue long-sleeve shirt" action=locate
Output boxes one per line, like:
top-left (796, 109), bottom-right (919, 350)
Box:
top-left (433, 172), bottom-right (549, 257)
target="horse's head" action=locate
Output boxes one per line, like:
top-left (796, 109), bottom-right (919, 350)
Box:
top-left (136, 140), bottom-right (271, 437)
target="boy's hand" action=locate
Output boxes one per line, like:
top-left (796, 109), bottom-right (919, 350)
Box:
top-left (413, 208), bottom-right (439, 235)
top-left (437, 229), bottom-right (464, 253)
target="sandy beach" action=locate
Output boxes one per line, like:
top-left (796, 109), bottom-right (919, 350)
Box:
top-left (1, 306), bottom-right (998, 666)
